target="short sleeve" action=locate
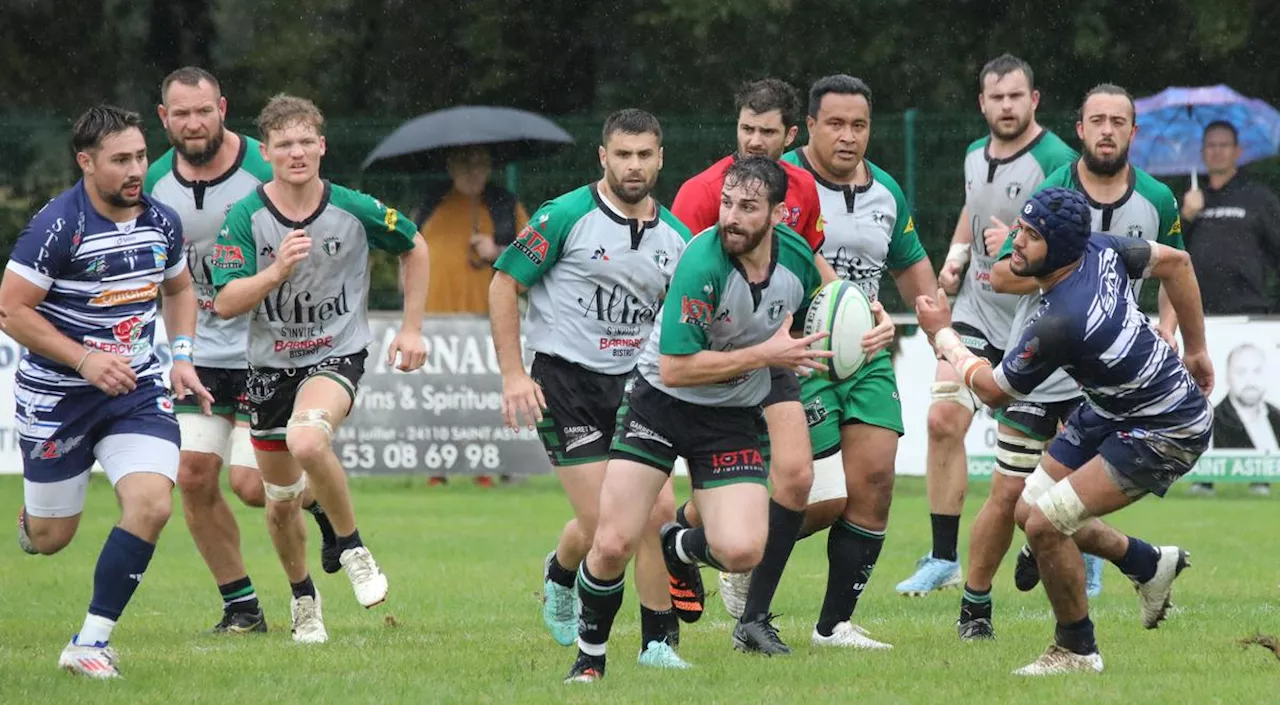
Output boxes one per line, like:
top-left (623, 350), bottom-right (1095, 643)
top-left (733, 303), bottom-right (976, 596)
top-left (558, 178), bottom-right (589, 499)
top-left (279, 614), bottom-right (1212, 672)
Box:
top-left (659, 257), bottom-right (716, 355)
top-left (348, 190), bottom-right (418, 255)
top-left (493, 203), bottom-right (570, 288)
top-left (151, 201), bottom-right (188, 280)
top-left (210, 202), bottom-right (259, 290)
top-left (992, 313), bottom-right (1071, 398)
top-left (1156, 191), bottom-right (1184, 250)
top-left (791, 175), bottom-right (826, 252)
top-left (6, 199), bottom-right (73, 290)
top-left (880, 171), bottom-right (926, 270)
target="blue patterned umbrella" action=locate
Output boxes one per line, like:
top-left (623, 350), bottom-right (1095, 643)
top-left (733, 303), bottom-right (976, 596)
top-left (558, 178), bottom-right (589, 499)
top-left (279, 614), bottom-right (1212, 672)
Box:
top-left (1132, 85), bottom-right (1280, 176)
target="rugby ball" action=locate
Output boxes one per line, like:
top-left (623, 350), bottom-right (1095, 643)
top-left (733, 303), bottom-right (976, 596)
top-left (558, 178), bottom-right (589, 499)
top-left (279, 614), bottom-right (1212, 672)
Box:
top-left (803, 280), bottom-right (874, 381)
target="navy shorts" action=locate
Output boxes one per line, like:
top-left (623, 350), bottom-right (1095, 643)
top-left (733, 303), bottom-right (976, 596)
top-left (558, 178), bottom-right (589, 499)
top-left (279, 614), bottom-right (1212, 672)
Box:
top-left (1048, 402), bottom-right (1212, 497)
top-left (15, 377), bottom-right (181, 484)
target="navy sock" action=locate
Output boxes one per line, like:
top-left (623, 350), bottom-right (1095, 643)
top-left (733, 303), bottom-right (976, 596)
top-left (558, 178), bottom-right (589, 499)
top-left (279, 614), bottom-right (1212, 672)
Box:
top-left (290, 574), bottom-right (317, 600)
top-left (930, 513), bottom-right (960, 562)
top-left (88, 527), bottom-right (156, 621)
top-left (1054, 615), bottom-right (1098, 655)
top-left (336, 528), bottom-right (363, 553)
top-left (547, 552), bottom-right (577, 589)
top-left (1112, 536), bottom-right (1159, 583)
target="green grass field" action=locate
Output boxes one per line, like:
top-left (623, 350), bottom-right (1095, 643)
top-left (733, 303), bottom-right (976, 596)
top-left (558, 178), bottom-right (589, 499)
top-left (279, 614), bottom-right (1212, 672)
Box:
top-left (0, 474), bottom-right (1276, 703)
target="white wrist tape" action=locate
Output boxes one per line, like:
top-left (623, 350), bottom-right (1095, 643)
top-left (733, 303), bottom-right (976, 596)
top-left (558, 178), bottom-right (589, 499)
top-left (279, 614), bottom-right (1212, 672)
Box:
top-left (934, 327), bottom-right (991, 389)
top-left (945, 243), bottom-right (971, 268)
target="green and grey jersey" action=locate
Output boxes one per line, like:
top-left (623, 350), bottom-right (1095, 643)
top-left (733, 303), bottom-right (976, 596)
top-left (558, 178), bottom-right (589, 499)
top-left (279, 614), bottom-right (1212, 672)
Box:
top-left (210, 181), bottom-right (418, 368)
top-left (493, 184), bottom-right (691, 374)
top-left (951, 130), bottom-right (1077, 350)
top-left (144, 135), bottom-right (273, 369)
top-left (783, 150), bottom-right (927, 303)
top-left (997, 163), bottom-right (1184, 402)
top-left (637, 225), bottom-right (821, 407)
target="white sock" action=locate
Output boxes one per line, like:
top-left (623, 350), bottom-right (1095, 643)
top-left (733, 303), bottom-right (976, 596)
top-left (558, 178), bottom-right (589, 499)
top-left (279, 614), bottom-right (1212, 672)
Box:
top-left (77, 614), bottom-right (116, 646)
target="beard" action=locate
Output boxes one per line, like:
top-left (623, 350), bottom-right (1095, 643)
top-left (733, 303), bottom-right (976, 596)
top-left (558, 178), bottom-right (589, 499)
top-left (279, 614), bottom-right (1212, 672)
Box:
top-left (989, 112), bottom-right (1032, 141)
top-left (101, 180), bottom-right (142, 209)
top-left (1082, 142), bottom-right (1129, 177)
top-left (606, 170), bottom-right (655, 205)
top-left (171, 123), bottom-right (226, 167)
top-left (720, 221), bottom-right (770, 256)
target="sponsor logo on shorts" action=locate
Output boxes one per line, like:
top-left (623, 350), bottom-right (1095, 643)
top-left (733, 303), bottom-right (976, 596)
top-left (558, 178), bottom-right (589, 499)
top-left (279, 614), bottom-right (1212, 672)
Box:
top-left (88, 283), bottom-right (159, 306)
top-left (804, 398), bottom-right (828, 428)
top-left (31, 434), bottom-right (86, 460)
top-left (710, 448), bottom-right (765, 474)
top-left (1006, 403), bottom-right (1046, 417)
top-left (564, 425), bottom-right (603, 453)
top-left (624, 420), bottom-right (672, 447)
top-left (156, 396), bottom-right (174, 414)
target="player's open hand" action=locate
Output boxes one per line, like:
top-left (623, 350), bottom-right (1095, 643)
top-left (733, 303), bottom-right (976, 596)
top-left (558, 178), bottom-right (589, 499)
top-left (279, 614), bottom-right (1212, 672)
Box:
top-left (761, 313), bottom-right (833, 376)
top-left (273, 229), bottom-right (312, 280)
top-left (861, 301), bottom-right (896, 358)
top-left (914, 287), bottom-right (953, 340)
top-left (79, 350), bottom-right (138, 397)
top-left (170, 360), bottom-right (214, 415)
top-left (387, 328), bottom-right (428, 372)
top-left (983, 216), bottom-right (1011, 257)
top-left (1183, 349), bottom-right (1214, 397)
top-left (501, 372), bottom-right (546, 429)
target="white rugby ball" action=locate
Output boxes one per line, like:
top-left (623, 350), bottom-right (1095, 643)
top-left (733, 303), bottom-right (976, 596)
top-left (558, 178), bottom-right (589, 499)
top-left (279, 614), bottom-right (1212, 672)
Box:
top-left (803, 280), bottom-right (874, 381)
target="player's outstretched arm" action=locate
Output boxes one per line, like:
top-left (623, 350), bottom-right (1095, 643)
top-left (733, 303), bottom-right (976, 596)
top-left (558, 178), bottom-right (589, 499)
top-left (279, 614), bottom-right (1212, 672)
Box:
top-left (659, 313), bottom-right (832, 387)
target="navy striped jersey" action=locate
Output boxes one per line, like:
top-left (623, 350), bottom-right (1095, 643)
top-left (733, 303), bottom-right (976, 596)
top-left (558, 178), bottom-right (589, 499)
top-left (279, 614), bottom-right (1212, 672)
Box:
top-left (6, 181), bottom-right (186, 389)
top-left (993, 234), bottom-right (1209, 431)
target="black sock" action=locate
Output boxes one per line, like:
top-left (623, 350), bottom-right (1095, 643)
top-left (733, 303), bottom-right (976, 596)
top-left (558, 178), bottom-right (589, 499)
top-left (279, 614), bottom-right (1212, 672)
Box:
top-left (1054, 615), bottom-right (1098, 655)
top-left (1112, 536), bottom-right (1158, 583)
top-left (674, 501), bottom-right (694, 529)
top-left (930, 513), bottom-right (960, 562)
top-left (676, 527), bottom-right (725, 571)
top-left (547, 552), bottom-right (577, 589)
top-left (740, 499), bottom-right (805, 622)
top-left (290, 574), bottom-right (316, 600)
top-left (336, 528), bottom-right (363, 553)
top-left (816, 519), bottom-right (885, 636)
top-left (219, 576), bottom-right (260, 614)
top-left (960, 584), bottom-right (992, 621)
top-left (305, 500), bottom-right (337, 543)
top-left (639, 605), bottom-right (679, 651)
top-left (576, 563), bottom-right (625, 654)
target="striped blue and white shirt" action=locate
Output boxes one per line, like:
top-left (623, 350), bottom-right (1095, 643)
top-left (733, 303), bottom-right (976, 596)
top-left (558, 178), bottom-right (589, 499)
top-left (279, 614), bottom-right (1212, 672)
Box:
top-left (994, 234), bottom-right (1210, 436)
top-left (6, 180), bottom-right (186, 390)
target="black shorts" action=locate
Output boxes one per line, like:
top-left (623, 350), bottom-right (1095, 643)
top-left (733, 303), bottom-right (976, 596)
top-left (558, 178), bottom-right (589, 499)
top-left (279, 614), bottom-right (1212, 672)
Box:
top-left (953, 322), bottom-right (1004, 365)
top-left (609, 376), bottom-right (768, 490)
top-left (996, 398), bottom-right (1083, 443)
top-left (762, 366), bottom-right (801, 407)
top-left (245, 350), bottom-right (367, 451)
top-left (531, 353), bottom-right (627, 466)
top-left (175, 366), bottom-right (249, 419)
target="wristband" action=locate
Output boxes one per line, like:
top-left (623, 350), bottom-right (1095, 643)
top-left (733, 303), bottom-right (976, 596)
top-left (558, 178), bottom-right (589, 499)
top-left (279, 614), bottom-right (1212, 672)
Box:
top-left (75, 349), bottom-right (96, 373)
top-left (171, 336), bottom-right (194, 360)
top-left (945, 243), bottom-right (971, 268)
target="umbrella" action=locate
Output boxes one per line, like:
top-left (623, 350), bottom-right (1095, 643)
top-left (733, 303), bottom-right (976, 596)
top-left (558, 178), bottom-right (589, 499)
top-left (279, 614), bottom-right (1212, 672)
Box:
top-left (1132, 84), bottom-right (1280, 177)
top-left (360, 105), bottom-right (574, 172)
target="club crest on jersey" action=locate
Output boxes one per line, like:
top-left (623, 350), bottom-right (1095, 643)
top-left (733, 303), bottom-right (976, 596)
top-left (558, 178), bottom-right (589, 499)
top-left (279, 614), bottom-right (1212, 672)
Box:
top-left (322, 235), bottom-right (342, 256)
top-left (767, 299), bottom-right (785, 323)
top-left (652, 249), bottom-right (670, 269)
top-left (1127, 223), bottom-right (1144, 239)
top-left (871, 210), bottom-right (888, 226)
top-left (1006, 182), bottom-right (1023, 200)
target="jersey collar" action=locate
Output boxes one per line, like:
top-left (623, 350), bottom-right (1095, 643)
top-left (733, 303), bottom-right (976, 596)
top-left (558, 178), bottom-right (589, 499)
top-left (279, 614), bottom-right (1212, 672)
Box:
top-left (1069, 160), bottom-right (1136, 211)
top-left (796, 148), bottom-right (870, 213)
top-left (170, 132), bottom-right (248, 190)
top-left (726, 226), bottom-right (781, 310)
top-left (592, 181), bottom-right (661, 251)
top-left (258, 180), bottom-right (332, 229)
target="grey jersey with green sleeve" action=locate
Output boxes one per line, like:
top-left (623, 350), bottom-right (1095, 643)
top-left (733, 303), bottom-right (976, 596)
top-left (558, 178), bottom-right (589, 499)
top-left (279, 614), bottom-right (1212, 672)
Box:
top-left (951, 130), bottom-right (1077, 349)
top-left (998, 163), bottom-right (1184, 402)
top-left (210, 181), bottom-right (418, 368)
top-left (636, 224), bottom-right (822, 407)
top-left (144, 135), bottom-right (273, 368)
top-left (492, 184), bottom-right (691, 374)
top-left (783, 150), bottom-right (927, 303)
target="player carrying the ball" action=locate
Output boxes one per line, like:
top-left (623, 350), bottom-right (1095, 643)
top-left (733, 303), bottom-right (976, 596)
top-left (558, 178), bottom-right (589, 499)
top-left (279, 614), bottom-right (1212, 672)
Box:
top-left (916, 187), bottom-right (1207, 675)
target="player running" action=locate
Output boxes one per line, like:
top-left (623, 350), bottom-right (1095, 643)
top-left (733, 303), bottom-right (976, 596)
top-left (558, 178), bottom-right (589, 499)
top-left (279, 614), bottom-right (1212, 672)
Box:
top-left (491, 109), bottom-right (692, 666)
top-left (564, 157), bottom-right (829, 682)
top-left (4, 105), bottom-right (212, 678)
top-left (145, 66), bottom-right (338, 635)
top-left (897, 55), bottom-right (1084, 599)
top-left (998, 83), bottom-right (1185, 596)
top-left (916, 187), bottom-right (1207, 675)
top-left (211, 94), bottom-right (430, 643)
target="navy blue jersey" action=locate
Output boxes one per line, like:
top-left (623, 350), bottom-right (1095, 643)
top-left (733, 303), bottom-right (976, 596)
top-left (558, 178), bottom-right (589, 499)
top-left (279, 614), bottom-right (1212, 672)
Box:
top-left (993, 234), bottom-right (1209, 433)
top-left (5, 180), bottom-right (186, 390)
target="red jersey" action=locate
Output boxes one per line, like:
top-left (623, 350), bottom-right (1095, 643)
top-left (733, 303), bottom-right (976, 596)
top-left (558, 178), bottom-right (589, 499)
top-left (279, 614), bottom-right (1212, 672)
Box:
top-left (671, 154), bottom-right (824, 251)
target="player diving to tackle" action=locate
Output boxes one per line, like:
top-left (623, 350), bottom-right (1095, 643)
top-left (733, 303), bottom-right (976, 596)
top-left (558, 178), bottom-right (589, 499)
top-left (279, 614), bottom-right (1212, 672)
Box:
top-left (916, 187), bottom-right (1208, 675)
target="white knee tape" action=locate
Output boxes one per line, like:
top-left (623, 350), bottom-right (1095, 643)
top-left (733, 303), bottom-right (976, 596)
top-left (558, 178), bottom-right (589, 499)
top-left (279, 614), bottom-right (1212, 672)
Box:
top-left (229, 425), bottom-right (258, 470)
top-left (287, 409), bottom-right (333, 439)
top-left (807, 452), bottom-right (848, 505)
top-left (264, 474), bottom-right (307, 502)
top-left (930, 381), bottom-right (977, 413)
top-left (1020, 465), bottom-right (1057, 505)
top-left (178, 413), bottom-right (233, 456)
top-left (1035, 479), bottom-right (1091, 536)
top-left (995, 433), bottom-right (1046, 475)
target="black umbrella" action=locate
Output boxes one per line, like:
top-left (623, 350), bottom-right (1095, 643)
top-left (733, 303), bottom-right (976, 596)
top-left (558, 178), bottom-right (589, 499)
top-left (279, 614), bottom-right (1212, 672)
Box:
top-left (360, 105), bottom-right (574, 172)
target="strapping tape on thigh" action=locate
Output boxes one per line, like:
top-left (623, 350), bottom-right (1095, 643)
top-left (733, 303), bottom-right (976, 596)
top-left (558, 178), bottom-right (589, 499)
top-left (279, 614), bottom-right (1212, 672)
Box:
top-left (287, 408), bottom-right (333, 439)
top-left (930, 381), bottom-right (976, 413)
top-left (997, 432), bottom-right (1046, 473)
